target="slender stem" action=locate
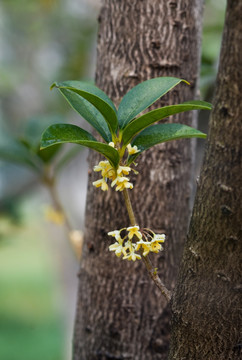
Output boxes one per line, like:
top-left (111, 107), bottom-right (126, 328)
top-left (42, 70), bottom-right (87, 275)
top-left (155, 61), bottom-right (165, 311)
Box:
top-left (142, 255), bottom-right (172, 302)
top-left (122, 188), bottom-right (137, 226)
top-left (122, 188), bottom-right (172, 302)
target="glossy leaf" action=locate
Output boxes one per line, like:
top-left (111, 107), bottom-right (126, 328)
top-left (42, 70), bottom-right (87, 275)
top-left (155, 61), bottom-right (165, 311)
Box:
top-left (118, 77), bottom-right (189, 129)
top-left (41, 123), bottom-right (120, 168)
top-left (128, 123), bottom-right (207, 164)
top-left (122, 100), bottom-right (212, 145)
top-left (58, 88), bottom-right (111, 142)
top-left (52, 81), bottom-right (118, 137)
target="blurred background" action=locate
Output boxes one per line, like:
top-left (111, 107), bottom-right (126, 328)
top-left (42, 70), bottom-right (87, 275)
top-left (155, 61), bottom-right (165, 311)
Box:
top-left (0, 0), bottom-right (226, 359)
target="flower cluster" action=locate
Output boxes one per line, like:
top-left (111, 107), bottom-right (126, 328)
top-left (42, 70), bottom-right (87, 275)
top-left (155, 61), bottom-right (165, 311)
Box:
top-left (93, 161), bottom-right (133, 191)
top-left (108, 226), bottom-right (165, 261)
top-left (92, 143), bottom-right (139, 192)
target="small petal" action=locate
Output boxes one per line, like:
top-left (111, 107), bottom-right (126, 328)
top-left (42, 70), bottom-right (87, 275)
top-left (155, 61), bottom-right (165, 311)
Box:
top-left (108, 230), bottom-right (122, 241)
top-left (127, 143), bottom-right (140, 155)
top-left (111, 176), bottom-right (130, 187)
top-left (127, 225), bottom-right (142, 240)
top-left (93, 178), bottom-right (108, 191)
top-left (93, 160), bottom-right (109, 172)
top-left (117, 166), bottom-right (131, 176)
top-left (136, 239), bottom-right (151, 256)
top-left (153, 234), bottom-right (166, 242)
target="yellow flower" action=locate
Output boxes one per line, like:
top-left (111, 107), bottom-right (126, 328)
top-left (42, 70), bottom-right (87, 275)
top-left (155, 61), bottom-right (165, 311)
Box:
top-left (149, 241), bottom-right (163, 253)
top-left (93, 160), bottom-right (114, 178)
top-left (136, 240), bottom-right (151, 256)
top-left (127, 225), bottom-right (142, 240)
top-left (117, 165), bottom-right (131, 176)
top-left (108, 230), bottom-right (122, 241)
top-left (153, 234), bottom-right (165, 242)
top-left (123, 240), bottom-right (141, 261)
top-left (136, 233), bottom-right (165, 256)
top-left (149, 234), bottom-right (165, 253)
top-left (93, 161), bottom-right (135, 192)
top-left (111, 176), bottom-right (128, 187)
top-left (108, 230), bottom-right (126, 257)
top-left (109, 240), bottom-right (126, 257)
top-left (93, 178), bottom-right (109, 191)
top-left (111, 176), bottom-right (133, 192)
top-left (127, 143), bottom-right (140, 155)
top-left (115, 180), bottom-right (133, 191)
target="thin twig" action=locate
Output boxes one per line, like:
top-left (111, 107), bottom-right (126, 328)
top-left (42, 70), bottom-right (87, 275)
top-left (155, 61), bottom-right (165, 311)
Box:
top-left (123, 188), bottom-right (136, 226)
top-left (141, 255), bottom-right (172, 302)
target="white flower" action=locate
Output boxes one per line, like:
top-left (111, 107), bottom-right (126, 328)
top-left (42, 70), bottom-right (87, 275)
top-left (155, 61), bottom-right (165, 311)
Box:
top-left (127, 143), bottom-right (140, 155)
top-left (93, 160), bottom-right (114, 179)
top-left (136, 239), bottom-right (151, 256)
top-left (108, 230), bottom-right (122, 241)
top-left (152, 234), bottom-right (166, 242)
top-left (111, 176), bottom-right (133, 192)
top-left (127, 225), bottom-right (142, 240)
top-left (92, 178), bottom-right (108, 191)
top-left (117, 165), bottom-right (131, 176)
top-left (123, 240), bottom-right (141, 261)
top-left (109, 241), bottom-right (125, 257)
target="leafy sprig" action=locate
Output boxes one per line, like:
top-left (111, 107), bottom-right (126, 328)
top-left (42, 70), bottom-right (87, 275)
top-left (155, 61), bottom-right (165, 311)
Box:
top-left (41, 77), bottom-right (211, 169)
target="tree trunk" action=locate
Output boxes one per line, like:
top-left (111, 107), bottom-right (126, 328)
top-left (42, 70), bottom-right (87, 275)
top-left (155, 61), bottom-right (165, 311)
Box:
top-left (73, 1), bottom-right (203, 359)
top-left (169, 1), bottom-right (242, 359)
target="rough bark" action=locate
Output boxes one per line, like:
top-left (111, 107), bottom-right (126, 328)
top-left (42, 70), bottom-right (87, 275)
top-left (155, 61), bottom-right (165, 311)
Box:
top-left (169, 1), bottom-right (242, 359)
top-left (73, 1), bottom-right (203, 359)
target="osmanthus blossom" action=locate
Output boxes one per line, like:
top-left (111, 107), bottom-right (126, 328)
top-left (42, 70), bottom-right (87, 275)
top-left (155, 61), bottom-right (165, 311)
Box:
top-left (127, 225), bottom-right (142, 240)
top-left (92, 142), bottom-right (139, 192)
top-left (122, 240), bottom-right (141, 261)
top-left (92, 177), bottom-right (109, 191)
top-left (92, 142), bottom-right (167, 262)
top-left (127, 143), bottom-right (140, 155)
top-left (108, 226), bottom-right (166, 261)
top-left (108, 238), bottom-right (126, 257)
top-left (136, 234), bottom-right (165, 255)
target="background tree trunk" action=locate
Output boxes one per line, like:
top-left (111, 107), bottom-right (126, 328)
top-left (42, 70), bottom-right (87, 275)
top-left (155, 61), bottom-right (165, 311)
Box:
top-left (169, 1), bottom-right (242, 359)
top-left (73, 1), bottom-right (203, 359)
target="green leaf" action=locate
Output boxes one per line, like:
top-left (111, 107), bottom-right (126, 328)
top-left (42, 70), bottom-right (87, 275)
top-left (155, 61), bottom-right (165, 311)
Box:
top-left (128, 123), bottom-right (207, 163)
top-left (52, 81), bottom-right (118, 137)
top-left (122, 100), bottom-right (212, 145)
top-left (58, 88), bottom-right (111, 143)
top-left (118, 77), bottom-right (189, 129)
top-left (40, 123), bottom-right (120, 168)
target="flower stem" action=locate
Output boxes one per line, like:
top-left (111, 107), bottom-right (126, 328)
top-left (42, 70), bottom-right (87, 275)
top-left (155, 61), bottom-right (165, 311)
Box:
top-left (122, 188), bottom-right (172, 302)
top-left (141, 255), bottom-right (172, 302)
top-left (122, 188), bottom-right (136, 226)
